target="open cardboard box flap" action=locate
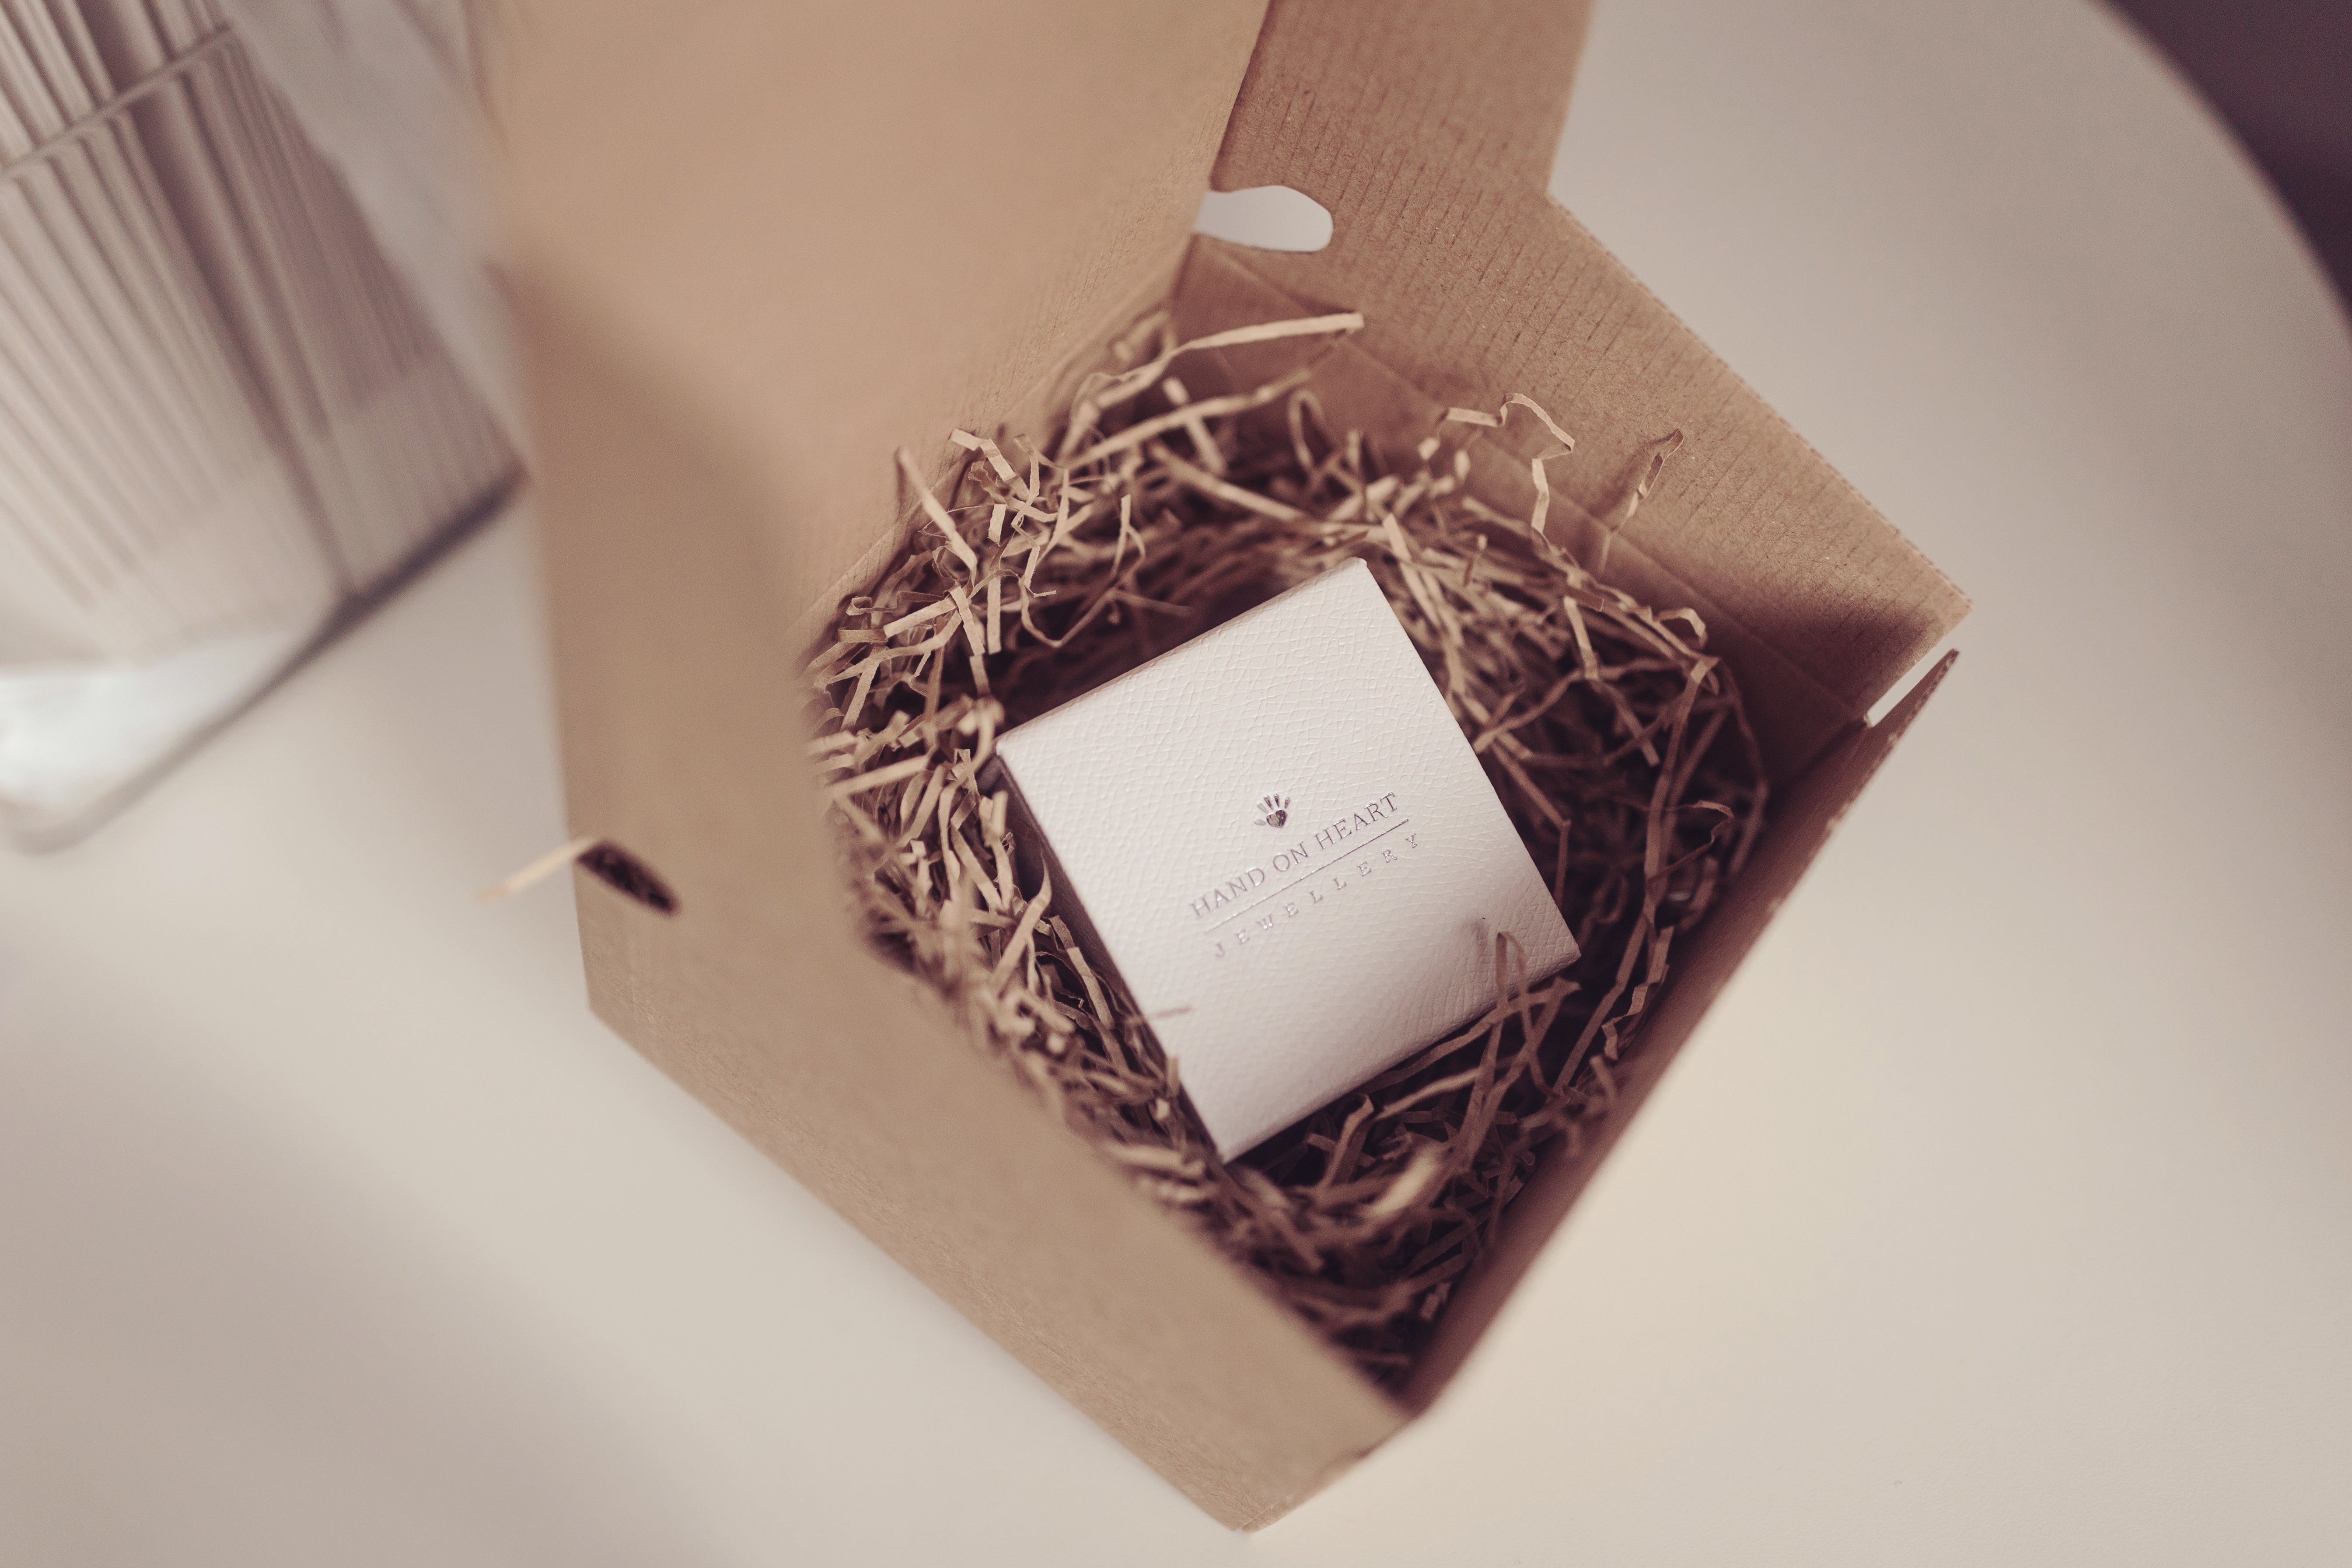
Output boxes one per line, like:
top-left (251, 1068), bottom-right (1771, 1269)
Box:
top-left (505, 0), bottom-right (1968, 1528)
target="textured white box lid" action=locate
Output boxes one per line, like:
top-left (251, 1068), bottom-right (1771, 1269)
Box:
top-left (993, 561), bottom-right (1578, 1156)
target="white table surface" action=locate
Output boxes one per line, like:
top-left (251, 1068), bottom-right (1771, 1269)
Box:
top-left (6, 1), bottom-right (2349, 1562)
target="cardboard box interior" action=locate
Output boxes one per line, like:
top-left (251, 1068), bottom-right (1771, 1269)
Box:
top-left (504, 0), bottom-right (1968, 1530)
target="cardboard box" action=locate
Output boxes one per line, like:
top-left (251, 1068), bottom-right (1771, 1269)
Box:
top-left (502, 0), bottom-right (1968, 1529)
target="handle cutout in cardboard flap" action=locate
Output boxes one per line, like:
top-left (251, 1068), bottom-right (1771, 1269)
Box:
top-left (579, 840), bottom-right (681, 916)
top-left (480, 832), bottom-right (682, 917)
top-left (1195, 186), bottom-right (1333, 253)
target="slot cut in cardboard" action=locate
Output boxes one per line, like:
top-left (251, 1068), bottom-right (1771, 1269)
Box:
top-left (503, 0), bottom-right (1968, 1529)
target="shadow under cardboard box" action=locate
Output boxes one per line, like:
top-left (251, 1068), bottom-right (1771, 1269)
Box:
top-left (503, 0), bottom-right (1968, 1532)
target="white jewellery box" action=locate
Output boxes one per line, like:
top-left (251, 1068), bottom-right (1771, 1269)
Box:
top-left (990, 560), bottom-right (1579, 1156)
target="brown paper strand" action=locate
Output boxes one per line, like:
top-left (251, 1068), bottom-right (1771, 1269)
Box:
top-left (808, 311), bottom-right (1765, 1379)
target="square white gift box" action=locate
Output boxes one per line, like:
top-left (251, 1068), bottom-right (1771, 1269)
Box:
top-left (992, 560), bottom-right (1580, 1156)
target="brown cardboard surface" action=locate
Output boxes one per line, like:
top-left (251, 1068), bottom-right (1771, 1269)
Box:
top-left (503, 0), bottom-right (1272, 640)
top-left (1399, 651), bottom-right (1962, 1409)
top-left (1211, 0), bottom-right (1968, 773)
top-left (507, 0), bottom-right (1970, 1529)
top-left (521, 279), bottom-right (1404, 1529)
